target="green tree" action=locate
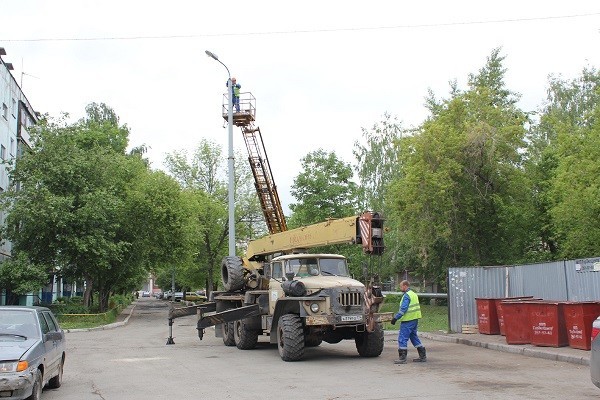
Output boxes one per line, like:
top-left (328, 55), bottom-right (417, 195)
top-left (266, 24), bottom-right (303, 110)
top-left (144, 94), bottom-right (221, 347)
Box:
top-left (1, 103), bottom-right (184, 311)
top-left (353, 113), bottom-right (406, 279)
top-left (0, 252), bottom-right (48, 299)
top-left (164, 139), bottom-right (263, 294)
top-left (287, 150), bottom-right (378, 279)
top-left (288, 149), bottom-right (359, 228)
top-left (353, 112), bottom-right (403, 213)
top-left (535, 67), bottom-right (600, 258)
top-left (388, 49), bottom-right (533, 283)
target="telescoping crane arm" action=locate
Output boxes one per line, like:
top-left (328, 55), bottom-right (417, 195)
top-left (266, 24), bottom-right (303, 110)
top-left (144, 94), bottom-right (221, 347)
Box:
top-left (244, 211), bottom-right (384, 263)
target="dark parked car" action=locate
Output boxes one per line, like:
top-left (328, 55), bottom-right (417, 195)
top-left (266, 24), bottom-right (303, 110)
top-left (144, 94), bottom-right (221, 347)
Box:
top-left (591, 316), bottom-right (600, 388)
top-left (0, 306), bottom-right (66, 399)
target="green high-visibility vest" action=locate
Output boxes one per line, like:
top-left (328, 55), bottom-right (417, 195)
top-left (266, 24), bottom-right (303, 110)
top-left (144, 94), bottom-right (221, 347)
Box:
top-left (400, 289), bottom-right (422, 322)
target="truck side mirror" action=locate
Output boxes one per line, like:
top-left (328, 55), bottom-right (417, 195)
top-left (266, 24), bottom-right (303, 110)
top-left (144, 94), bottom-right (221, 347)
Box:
top-left (264, 263), bottom-right (272, 279)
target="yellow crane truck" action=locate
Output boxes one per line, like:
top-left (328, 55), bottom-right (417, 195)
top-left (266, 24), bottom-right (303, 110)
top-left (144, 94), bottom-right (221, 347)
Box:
top-left (183, 91), bottom-right (391, 361)
top-left (195, 211), bottom-right (391, 362)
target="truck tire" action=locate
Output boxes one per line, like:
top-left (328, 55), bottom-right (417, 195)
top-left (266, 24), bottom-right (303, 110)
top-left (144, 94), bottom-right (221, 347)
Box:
top-left (221, 256), bottom-right (245, 292)
top-left (355, 322), bottom-right (384, 357)
top-left (234, 319), bottom-right (259, 350)
top-left (277, 314), bottom-right (305, 361)
top-left (222, 322), bottom-right (235, 346)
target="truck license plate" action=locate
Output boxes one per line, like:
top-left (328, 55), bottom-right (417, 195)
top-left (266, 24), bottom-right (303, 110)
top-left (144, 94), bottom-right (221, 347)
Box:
top-left (341, 315), bottom-right (362, 322)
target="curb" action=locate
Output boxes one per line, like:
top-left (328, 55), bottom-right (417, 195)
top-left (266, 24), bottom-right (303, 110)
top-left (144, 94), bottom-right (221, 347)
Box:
top-left (385, 330), bottom-right (590, 366)
top-left (65, 303), bottom-right (137, 333)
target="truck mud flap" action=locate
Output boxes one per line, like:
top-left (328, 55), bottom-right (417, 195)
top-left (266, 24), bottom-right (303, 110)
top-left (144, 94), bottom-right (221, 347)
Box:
top-left (197, 304), bottom-right (261, 330)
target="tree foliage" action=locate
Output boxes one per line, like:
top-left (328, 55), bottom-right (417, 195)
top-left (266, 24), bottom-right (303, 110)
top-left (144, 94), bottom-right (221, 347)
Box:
top-left (288, 149), bottom-right (359, 228)
top-left (163, 139), bottom-right (263, 294)
top-left (535, 68), bottom-right (600, 258)
top-left (0, 103), bottom-right (187, 310)
top-left (386, 49), bottom-right (534, 283)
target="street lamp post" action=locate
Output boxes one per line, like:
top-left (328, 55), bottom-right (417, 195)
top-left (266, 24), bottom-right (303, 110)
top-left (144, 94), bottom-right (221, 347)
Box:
top-left (205, 50), bottom-right (236, 257)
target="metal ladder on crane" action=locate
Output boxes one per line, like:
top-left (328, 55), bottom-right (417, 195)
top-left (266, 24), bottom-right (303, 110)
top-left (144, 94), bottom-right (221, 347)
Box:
top-left (222, 91), bottom-right (287, 234)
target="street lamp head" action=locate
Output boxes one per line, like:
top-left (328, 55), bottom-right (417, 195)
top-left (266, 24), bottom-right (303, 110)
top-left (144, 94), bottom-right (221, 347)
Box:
top-left (205, 50), bottom-right (218, 60)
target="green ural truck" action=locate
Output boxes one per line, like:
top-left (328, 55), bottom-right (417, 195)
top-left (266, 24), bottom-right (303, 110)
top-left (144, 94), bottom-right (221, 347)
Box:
top-left (195, 212), bottom-right (393, 361)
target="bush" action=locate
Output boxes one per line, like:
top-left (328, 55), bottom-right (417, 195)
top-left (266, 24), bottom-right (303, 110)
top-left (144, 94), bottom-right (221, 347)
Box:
top-left (52, 293), bottom-right (132, 329)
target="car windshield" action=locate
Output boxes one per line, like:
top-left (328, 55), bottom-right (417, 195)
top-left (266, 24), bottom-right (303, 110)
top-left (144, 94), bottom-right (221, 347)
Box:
top-left (0, 310), bottom-right (39, 339)
top-left (287, 258), bottom-right (349, 277)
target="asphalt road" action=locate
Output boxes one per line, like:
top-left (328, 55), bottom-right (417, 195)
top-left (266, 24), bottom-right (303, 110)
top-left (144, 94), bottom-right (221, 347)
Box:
top-left (42, 297), bottom-right (598, 400)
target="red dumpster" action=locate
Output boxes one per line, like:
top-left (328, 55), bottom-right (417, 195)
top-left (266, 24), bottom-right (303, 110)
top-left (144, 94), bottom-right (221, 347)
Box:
top-left (502, 300), bottom-right (538, 344)
top-left (475, 298), bottom-right (500, 334)
top-left (528, 301), bottom-right (569, 347)
top-left (495, 296), bottom-right (535, 336)
top-left (563, 301), bottom-right (600, 350)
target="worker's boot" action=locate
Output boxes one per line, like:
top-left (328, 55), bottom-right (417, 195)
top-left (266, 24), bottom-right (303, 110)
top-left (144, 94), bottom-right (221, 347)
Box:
top-left (413, 346), bottom-right (427, 362)
top-left (394, 349), bottom-right (407, 364)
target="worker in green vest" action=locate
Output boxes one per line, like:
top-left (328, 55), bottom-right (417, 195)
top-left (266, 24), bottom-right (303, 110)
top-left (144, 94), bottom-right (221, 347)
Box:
top-left (227, 77), bottom-right (241, 112)
top-left (390, 280), bottom-right (427, 364)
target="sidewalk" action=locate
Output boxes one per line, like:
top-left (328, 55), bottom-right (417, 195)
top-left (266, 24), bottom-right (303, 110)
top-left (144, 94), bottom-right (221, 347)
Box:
top-left (385, 330), bottom-right (591, 366)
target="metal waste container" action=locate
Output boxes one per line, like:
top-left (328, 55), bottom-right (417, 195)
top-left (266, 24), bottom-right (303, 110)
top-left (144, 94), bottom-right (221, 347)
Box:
top-left (502, 300), bottom-right (542, 345)
top-left (528, 301), bottom-right (568, 347)
top-left (495, 296), bottom-right (534, 336)
top-left (475, 298), bottom-right (500, 334)
top-left (563, 301), bottom-right (600, 350)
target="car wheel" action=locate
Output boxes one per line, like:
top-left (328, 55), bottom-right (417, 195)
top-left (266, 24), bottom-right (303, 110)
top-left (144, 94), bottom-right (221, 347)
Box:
top-left (27, 370), bottom-right (42, 400)
top-left (48, 356), bottom-right (64, 388)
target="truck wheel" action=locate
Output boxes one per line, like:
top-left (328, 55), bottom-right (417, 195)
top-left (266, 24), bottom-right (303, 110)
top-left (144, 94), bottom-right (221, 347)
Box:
top-left (234, 319), bottom-right (259, 350)
top-left (221, 256), bottom-right (245, 292)
top-left (222, 322), bottom-right (235, 346)
top-left (277, 314), bottom-right (305, 361)
top-left (355, 322), bottom-right (384, 357)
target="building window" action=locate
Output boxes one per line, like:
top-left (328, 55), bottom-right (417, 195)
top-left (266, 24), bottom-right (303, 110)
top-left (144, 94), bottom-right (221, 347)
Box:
top-left (11, 99), bottom-right (16, 118)
top-left (1, 145), bottom-right (6, 160)
top-left (10, 138), bottom-right (14, 156)
top-left (2, 103), bottom-right (7, 120)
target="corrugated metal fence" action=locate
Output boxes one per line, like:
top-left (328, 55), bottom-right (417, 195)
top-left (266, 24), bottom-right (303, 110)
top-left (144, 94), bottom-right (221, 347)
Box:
top-left (448, 257), bottom-right (600, 332)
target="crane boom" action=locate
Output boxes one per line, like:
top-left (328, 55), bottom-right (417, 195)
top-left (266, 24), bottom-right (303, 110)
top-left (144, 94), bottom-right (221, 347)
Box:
top-left (245, 211), bottom-right (384, 262)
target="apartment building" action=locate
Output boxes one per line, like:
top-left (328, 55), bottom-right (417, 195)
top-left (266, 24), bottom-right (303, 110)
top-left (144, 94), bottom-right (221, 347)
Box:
top-left (0, 48), bottom-right (38, 304)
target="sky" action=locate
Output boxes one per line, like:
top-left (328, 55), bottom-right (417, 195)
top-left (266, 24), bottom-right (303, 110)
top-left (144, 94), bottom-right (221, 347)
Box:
top-left (1, 1), bottom-right (599, 214)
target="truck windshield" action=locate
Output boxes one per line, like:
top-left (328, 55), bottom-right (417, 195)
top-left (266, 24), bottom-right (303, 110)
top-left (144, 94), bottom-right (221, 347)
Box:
top-left (288, 258), bottom-right (319, 277)
top-left (287, 258), bottom-right (350, 277)
top-left (319, 258), bottom-right (349, 277)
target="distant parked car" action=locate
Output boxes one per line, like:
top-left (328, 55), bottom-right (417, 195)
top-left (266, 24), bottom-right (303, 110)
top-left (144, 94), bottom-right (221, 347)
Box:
top-left (141, 291), bottom-right (150, 297)
top-left (184, 292), bottom-right (207, 302)
top-left (173, 292), bottom-right (184, 302)
top-left (591, 316), bottom-right (600, 388)
top-left (0, 306), bottom-right (66, 399)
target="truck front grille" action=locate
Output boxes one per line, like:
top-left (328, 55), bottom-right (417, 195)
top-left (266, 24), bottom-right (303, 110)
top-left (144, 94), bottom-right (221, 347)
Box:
top-left (338, 291), bottom-right (362, 307)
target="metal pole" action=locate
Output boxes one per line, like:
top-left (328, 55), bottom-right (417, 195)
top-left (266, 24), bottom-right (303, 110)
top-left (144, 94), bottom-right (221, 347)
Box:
top-left (205, 50), bottom-right (236, 257)
top-left (227, 79), bottom-right (235, 257)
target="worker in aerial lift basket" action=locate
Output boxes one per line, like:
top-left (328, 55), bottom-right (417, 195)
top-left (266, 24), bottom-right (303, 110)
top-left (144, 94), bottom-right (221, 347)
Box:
top-left (227, 77), bottom-right (241, 112)
top-left (390, 280), bottom-right (427, 364)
